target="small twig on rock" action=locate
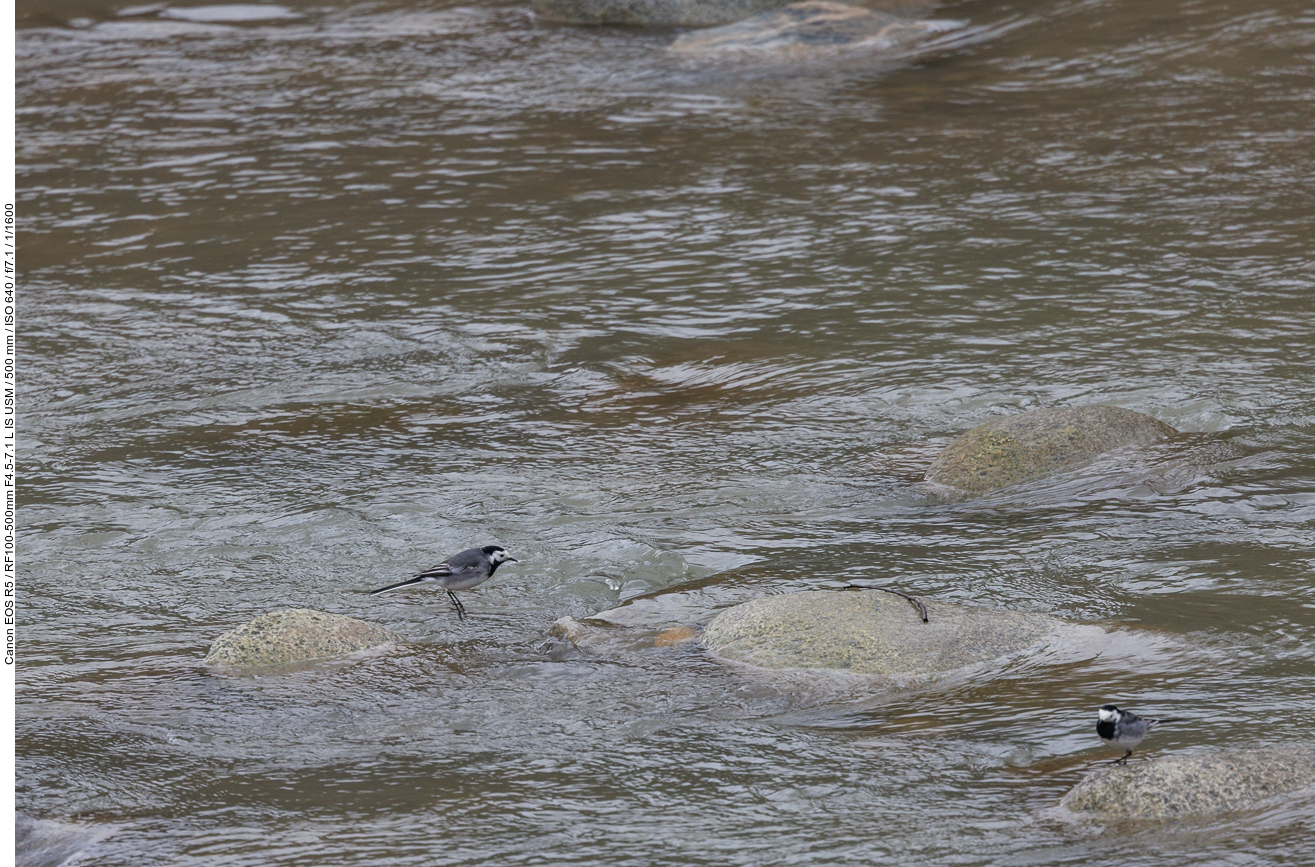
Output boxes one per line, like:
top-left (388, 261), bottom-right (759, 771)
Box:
top-left (844, 583), bottom-right (929, 623)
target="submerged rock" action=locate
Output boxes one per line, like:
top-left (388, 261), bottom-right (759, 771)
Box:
top-left (548, 615), bottom-right (699, 653)
top-left (1061, 749), bottom-right (1315, 818)
top-left (670, 1), bottom-right (956, 56)
top-left (655, 624), bottom-right (702, 646)
top-left (925, 405), bottom-right (1177, 495)
top-left (15, 813), bottom-right (114, 867)
top-left (533, 0), bottom-right (793, 27)
top-left (701, 590), bottom-right (1097, 676)
top-left (204, 608), bottom-right (401, 668)
top-left (548, 615), bottom-right (598, 647)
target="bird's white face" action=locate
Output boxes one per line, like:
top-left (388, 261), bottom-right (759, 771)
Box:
top-left (489, 548), bottom-right (513, 564)
top-left (1098, 706), bottom-right (1121, 723)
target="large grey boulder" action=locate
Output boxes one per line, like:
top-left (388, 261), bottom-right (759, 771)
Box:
top-left (701, 590), bottom-right (1099, 676)
top-left (204, 609), bottom-right (401, 668)
top-left (925, 405), bottom-right (1177, 495)
top-left (533, 0), bottom-right (793, 27)
top-left (1061, 749), bottom-right (1315, 818)
top-left (670, 1), bottom-right (957, 56)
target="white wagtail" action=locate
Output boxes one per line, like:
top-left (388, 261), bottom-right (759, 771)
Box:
top-left (369, 545), bottom-right (517, 621)
top-left (1096, 704), bottom-right (1185, 764)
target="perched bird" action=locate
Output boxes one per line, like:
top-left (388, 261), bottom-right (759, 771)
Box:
top-left (1096, 704), bottom-right (1185, 764)
top-left (370, 545), bottom-right (518, 621)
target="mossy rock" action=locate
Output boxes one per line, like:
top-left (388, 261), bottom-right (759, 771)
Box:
top-left (204, 608), bottom-right (402, 668)
top-left (533, 0), bottom-right (793, 27)
top-left (925, 405), bottom-right (1177, 495)
top-left (670, 1), bottom-right (955, 55)
top-left (701, 590), bottom-right (1098, 676)
top-left (1061, 749), bottom-right (1315, 818)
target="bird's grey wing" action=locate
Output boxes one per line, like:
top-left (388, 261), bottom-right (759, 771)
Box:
top-left (414, 559), bottom-right (455, 580)
top-left (443, 548), bottom-right (488, 570)
top-left (444, 562), bottom-right (486, 580)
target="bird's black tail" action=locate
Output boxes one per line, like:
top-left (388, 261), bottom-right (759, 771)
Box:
top-left (369, 576), bottom-right (427, 596)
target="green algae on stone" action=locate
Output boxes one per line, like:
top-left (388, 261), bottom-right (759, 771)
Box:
top-left (1061, 749), bottom-right (1315, 818)
top-left (533, 0), bottom-right (794, 27)
top-left (701, 590), bottom-right (1097, 676)
top-left (204, 608), bottom-right (402, 668)
top-left (925, 405), bottom-right (1177, 495)
top-left (670, 1), bottom-right (955, 55)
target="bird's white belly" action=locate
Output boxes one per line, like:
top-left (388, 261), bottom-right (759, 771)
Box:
top-left (439, 572), bottom-right (491, 591)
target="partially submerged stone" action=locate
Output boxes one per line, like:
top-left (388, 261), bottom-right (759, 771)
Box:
top-left (204, 608), bottom-right (401, 668)
top-left (926, 405), bottom-right (1177, 495)
top-left (548, 615), bottom-right (699, 651)
top-left (1061, 749), bottom-right (1315, 818)
top-left (655, 625), bottom-right (701, 646)
top-left (533, 0), bottom-right (793, 27)
top-left (702, 590), bottom-right (1097, 676)
top-left (670, 1), bottom-right (957, 56)
top-left (16, 812), bottom-right (115, 867)
top-left (548, 615), bottom-right (596, 646)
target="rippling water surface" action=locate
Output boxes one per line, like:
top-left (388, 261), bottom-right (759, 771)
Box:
top-left (16, 0), bottom-right (1315, 863)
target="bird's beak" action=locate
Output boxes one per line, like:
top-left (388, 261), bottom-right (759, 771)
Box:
top-left (506, 557), bottom-right (519, 563)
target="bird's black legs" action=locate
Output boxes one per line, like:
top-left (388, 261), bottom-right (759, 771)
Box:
top-left (1109, 749), bottom-right (1133, 766)
top-left (447, 590), bottom-right (467, 621)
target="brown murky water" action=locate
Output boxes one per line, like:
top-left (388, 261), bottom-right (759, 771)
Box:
top-left (16, 0), bottom-right (1315, 863)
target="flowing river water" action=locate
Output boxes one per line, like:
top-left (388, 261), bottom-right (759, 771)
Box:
top-left (15, 0), bottom-right (1315, 864)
